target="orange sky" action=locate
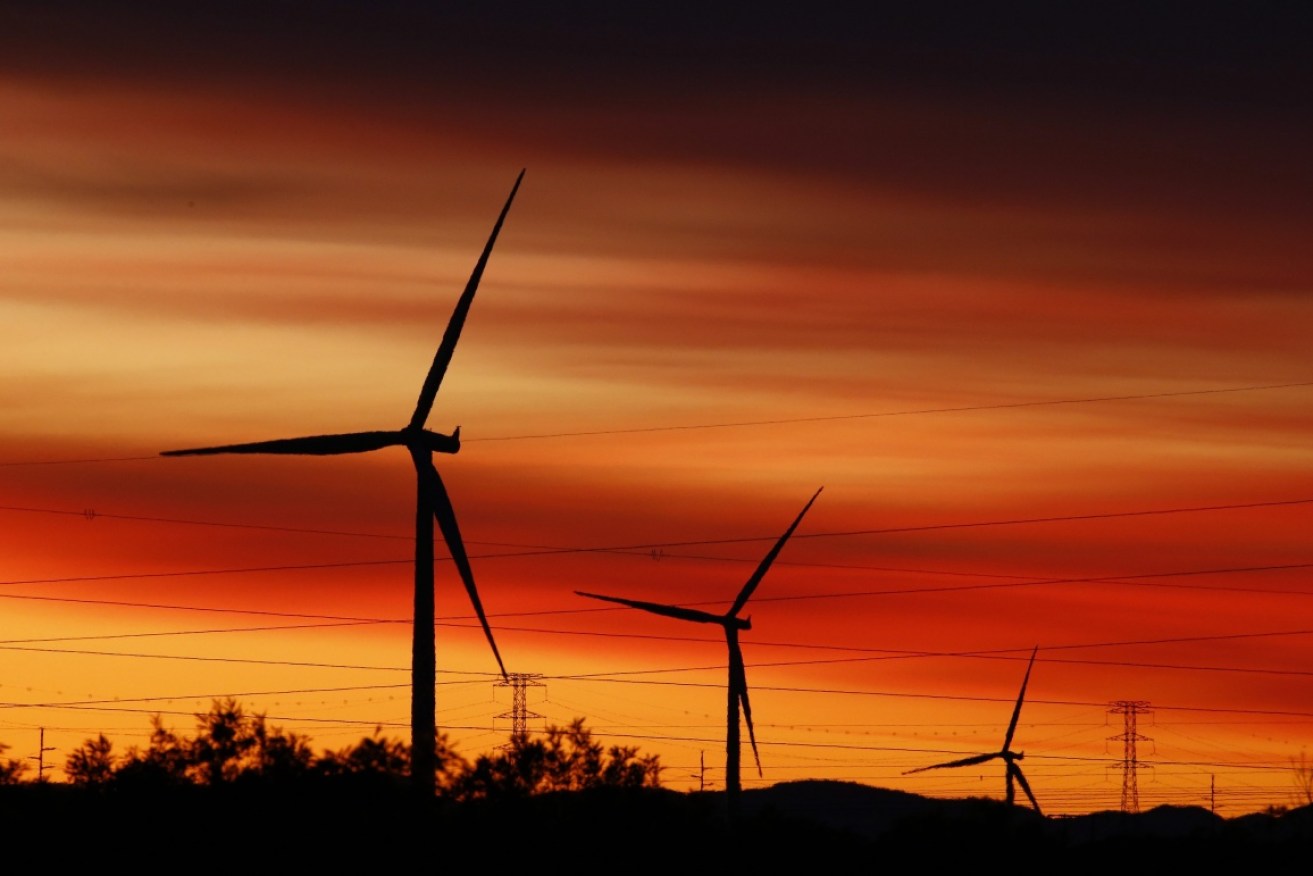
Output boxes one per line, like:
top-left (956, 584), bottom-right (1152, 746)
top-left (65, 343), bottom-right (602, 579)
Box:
top-left (2, 5), bottom-right (1311, 815)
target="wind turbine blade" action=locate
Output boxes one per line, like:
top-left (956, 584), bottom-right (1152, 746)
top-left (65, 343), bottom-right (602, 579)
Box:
top-left (728, 486), bottom-right (822, 619)
top-left (420, 458), bottom-right (507, 679)
top-left (731, 641), bottom-right (762, 777)
top-left (574, 591), bottom-right (725, 625)
top-left (902, 751), bottom-right (1000, 774)
top-left (1012, 763), bottom-right (1042, 815)
top-left (409, 169), bottom-right (525, 430)
top-left (1003, 646), bottom-right (1039, 752)
top-left (161, 431), bottom-right (402, 457)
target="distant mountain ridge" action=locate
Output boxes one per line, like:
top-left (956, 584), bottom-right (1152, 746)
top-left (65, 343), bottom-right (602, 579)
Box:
top-left (740, 778), bottom-right (1313, 859)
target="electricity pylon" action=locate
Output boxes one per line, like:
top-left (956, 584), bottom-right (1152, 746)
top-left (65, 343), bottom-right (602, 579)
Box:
top-left (497, 672), bottom-right (545, 746)
top-left (1109, 700), bottom-right (1152, 813)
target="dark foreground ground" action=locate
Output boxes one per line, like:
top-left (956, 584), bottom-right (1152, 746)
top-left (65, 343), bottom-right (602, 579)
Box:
top-left (3, 779), bottom-right (1309, 871)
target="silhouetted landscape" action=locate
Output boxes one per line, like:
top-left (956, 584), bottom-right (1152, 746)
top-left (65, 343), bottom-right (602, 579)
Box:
top-left (4, 777), bottom-right (1310, 869)
top-left (2, 701), bottom-right (1310, 869)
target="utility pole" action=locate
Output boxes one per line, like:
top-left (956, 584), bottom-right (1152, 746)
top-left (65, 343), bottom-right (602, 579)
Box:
top-left (29, 728), bottom-right (55, 782)
top-left (1109, 700), bottom-right (1152, 813)
top-left (496, 672), bottom-right (545, 747)
top-left (689, 750), bottom-right (709, 791)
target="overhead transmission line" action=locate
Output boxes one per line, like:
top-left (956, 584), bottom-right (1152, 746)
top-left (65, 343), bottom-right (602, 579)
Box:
top-left (3, 496), bottom-right (1310, 598)
top-left (10, 661), bottom-right (1313, 724)
top-left (3, 380), bottom-right (1310, 466)
top-left (1, 692), bottom-right (1293, 784)
top-left (9, 606), bottom-right (1313, 672)
top-left (1, 551), bottom-right (1311, 681)
top-left (3, 496), bottom-right (1310, 551)
top-left (463, 380), bottom-right (1313, 442)
top-left (4, 554), bottom-right (1310, 625)
top-left (7, 623), bottom-right (1313, 692)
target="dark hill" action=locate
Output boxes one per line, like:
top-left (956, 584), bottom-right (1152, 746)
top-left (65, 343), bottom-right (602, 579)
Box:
top-left (743, 780), bottom-right (1313, 867)
top-left (3, 779), bottom-right (1309, 871)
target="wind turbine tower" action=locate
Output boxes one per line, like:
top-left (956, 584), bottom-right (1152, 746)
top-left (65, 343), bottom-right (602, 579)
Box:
top-left (903, 646), bottom-right (1043, 816)
top-left (577, 487), bottom-right (823, 818)
top-left (161, 170), bottom-right (525, 796)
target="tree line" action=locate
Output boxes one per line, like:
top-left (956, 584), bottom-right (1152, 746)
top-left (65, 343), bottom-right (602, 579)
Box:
top-left (0, 697), bottom-right (662, 799)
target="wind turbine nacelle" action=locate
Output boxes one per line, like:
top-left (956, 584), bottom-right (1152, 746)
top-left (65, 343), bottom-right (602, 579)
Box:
top-left (405, 427), bottom-right (461, 455)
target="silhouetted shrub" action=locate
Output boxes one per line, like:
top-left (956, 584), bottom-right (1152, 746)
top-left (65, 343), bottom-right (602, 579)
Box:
top-left (451, 717), bottom-right (662, 800)
top-left (0, 742), bottom-right (26, 785)
top-left (53, 701), bottom-right (659, 802)
top-left (64, 733), bottom-right (115, 785)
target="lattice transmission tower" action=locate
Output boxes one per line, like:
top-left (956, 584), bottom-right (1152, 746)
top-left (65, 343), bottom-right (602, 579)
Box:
top-left (1109, 700), bottom-right (1152, 813)
top-left (496, 672), bottom-right (545, 747)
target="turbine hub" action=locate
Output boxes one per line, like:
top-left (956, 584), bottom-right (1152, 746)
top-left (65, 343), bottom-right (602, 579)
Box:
top-left (402, 426), bottom-right (461, 455)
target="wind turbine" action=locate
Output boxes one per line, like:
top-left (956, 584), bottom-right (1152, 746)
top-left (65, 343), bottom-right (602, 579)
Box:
top-left (903, 646), bottom-right (1042, 816)
top-left (160, 169), bottom-right (525, 796)
top-left (576, 486), bottom-right (823, 816)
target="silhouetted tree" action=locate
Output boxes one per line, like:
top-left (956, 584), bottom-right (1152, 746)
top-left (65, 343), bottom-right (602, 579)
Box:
top-left (453, 718), bottom-right (661, 800)
top-left (1293, 750), bottom-right (1313, 806)
top-left (188, 697), bottom-right (253, 785)
top-left (37, 703), bottom-right (660, 803)
top-left (0, 741), bottom-right (27, 785)
top-left (106, 698), bottom-right (316, 788)
top-left (318, 726), bottom-right (466, 794)
top-left (245, 713), bottom-right (316, 783)
top-left (65, 734), bottom-right (116, 785)
top-left (320, 728), bottom-right (408, 778)
top-left (113, 713), bottom-right (190, 788)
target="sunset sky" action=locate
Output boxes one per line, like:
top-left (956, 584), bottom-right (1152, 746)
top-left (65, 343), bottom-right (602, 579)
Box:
top-left (2, 4), bottom-right (1311, 815)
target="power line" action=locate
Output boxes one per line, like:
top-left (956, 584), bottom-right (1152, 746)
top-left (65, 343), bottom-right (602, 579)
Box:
top-left (3, 546), bottom-right (1311, 641)
top-left (1, 683), bottom-right (411, 711)
top-left (530, 561), bottom-right (1313, 621)
top-left (0, 504), bottom-right (409, 541)
top-left (0, 592), bottom-right (405, 622)
top-left (2, 555), bottom-right (1312, 674)
top-left (462, 381), bottom-right (1313, 442)
top-left (5, 555), bottom-right (1309, 608)
top-left (8, 667), bottom-right (1313, 729)
top-left (740, 560), bottom-right (1313, 605)
top-left (2, 700), bottom-right (1298, 784)
top-left (797, 498), bottom-right (1313, 544)
top-left (9, 628), bottom-right (1313, 681)
top-left (2, 702), bottom-right (412, 728)
top-left (0, 558), bottom-right (411, 587)
top-left (3, 498), bottom-right (1309, 598)
top-left (578, 734), bottom-right (1304, 773)
top-left (0, 644), bottom-right (409, 672)
top-left (11, 613), bottom-right (1313, 675)
top-left (0, 620), bottom-right (392, 645)
top-left (6, 381), bottom-right (1309, 465)
top-left (2, 493), bottom-right (1309, 782)
top-left (476, 624), bottom-right (1313, 679)
top-left (1, 551), bottom-right (1311, 651)
top-left (546, 675), bottom-right (1313, 720)
top-left (5, 497), bottom-right (1311, 556)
